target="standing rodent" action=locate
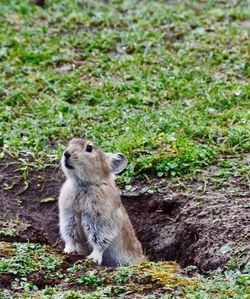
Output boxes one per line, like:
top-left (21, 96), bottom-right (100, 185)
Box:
top-left (59, 138), bottom-right (145, 266)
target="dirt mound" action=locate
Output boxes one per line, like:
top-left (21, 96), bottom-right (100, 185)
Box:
top-left (123, 191), bottom-right (250, 272)
top-left (0, 155), bottom-right (249, 272)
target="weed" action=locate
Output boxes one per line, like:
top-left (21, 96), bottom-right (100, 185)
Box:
top-left (0, 218), bottom-right (28, 237)
top-left (0, 242), bottom-right (63, 276)
top-left (76, 270), bottom-right (104, 287)
top-left (114, 267), bottom-right (133, 283)
top-left (184, 269), bottom-right (250, 298)
top-left (12, 277), bottom-right (38, 292)
top-left (102, 285), bottom-right (130, 297)
top-left (0, 220), bottom-right (18, 237)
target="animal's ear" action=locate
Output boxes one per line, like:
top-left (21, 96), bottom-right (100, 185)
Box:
top-left (106, 153), bottom-right (128, 174)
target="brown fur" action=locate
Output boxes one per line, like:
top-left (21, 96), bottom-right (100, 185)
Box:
top-left (59, 138), bottom-right (145, 266)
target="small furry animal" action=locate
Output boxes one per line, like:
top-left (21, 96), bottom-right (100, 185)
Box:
top-left (59, 138), bottom-right (144, 266)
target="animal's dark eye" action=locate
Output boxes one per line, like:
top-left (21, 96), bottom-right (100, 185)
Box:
top-left (86, 144), bottom-right (93, 152)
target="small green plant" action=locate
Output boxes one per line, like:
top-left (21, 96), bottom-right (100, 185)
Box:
top-left (0, 242), bottom-right (63, 276)
top-left (67, 263), bottom-right (86, 273)
top-left (114, 267), bottom-right (133, 283)
top-left (0, 290), bottom-right (13, 299)
top-left (76, 270), bottom-right (104, 287)
top-left (12, 277), bottom-right (38, 292)
top-left (102, 285), bottom-right (129, 297)
top-left (184, 269), bottom-right (250, 298)
top-left (0, 226), bottom-right (18, 237)
top-left (0, 218), bottom-right (28, 237)
top-left (219, 160), bottom-right (234, 169)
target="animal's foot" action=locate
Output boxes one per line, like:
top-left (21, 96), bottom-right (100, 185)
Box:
top-left (87, 249), bottom-right (103, 265)
top-left (63, 242), bottom-right (76, 254)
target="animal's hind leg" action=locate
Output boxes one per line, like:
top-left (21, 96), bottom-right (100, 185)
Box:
top-left (76, 242), bottom-right (89, 254)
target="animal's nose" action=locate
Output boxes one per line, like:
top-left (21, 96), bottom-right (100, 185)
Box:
top-left (64, 151), bottom-right (71, 159)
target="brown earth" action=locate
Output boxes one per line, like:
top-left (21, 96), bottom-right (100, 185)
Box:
top-left (0, 153), bottom-right (249, 278)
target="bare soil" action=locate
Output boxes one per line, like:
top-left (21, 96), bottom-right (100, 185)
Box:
top-left (0, 154), bottom-right (249, 285)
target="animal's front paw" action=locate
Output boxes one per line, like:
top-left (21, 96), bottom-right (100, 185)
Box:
top-left (87, 249), bottom-right (103, 265)
top-left (63, 242), bottom-right (76, 254)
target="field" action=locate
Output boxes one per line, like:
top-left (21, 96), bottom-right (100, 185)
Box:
top-left (0, 0), bottom-right (250, 298)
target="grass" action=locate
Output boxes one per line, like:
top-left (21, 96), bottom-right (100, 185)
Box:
top-left (0, 0), bottom-right (249, 298)
top-left (0, 241), bottom-right (250, 298)
top-left (76, 270), bottom-right (104, 287)
top-left (0, 242), bottom-right (63, 277)
top-left (0, 0), bottom-right (249, 181)
top-left (184, 266), bottom-right (250, 299)
top-left (0, 219), bottom-right (19, 237)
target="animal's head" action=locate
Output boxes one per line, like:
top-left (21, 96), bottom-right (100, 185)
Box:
top-left (61, 138), bottom-right (127, 182)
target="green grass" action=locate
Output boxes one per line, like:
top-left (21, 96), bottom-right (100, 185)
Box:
top-left (0, 242), bottom-right (63, 277)
top-left (0, 218), bottom-right (22, 237)
top-left (0, 243), bottom-right (249, 298)
top-left (184, 266), bottom-right (250, 299)
top-left (0, 1), bottom-right (249, 297)
top-left (76, 270), bottom-right (104, 287)
top-left (0, 0), bottom-right (249, 180)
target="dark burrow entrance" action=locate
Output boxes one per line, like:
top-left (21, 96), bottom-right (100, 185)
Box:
top-left (1, 157), bottom-right (249, 274)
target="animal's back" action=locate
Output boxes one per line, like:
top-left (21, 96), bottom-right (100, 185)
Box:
top-left (94, 185), bottom-right (144, 266)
